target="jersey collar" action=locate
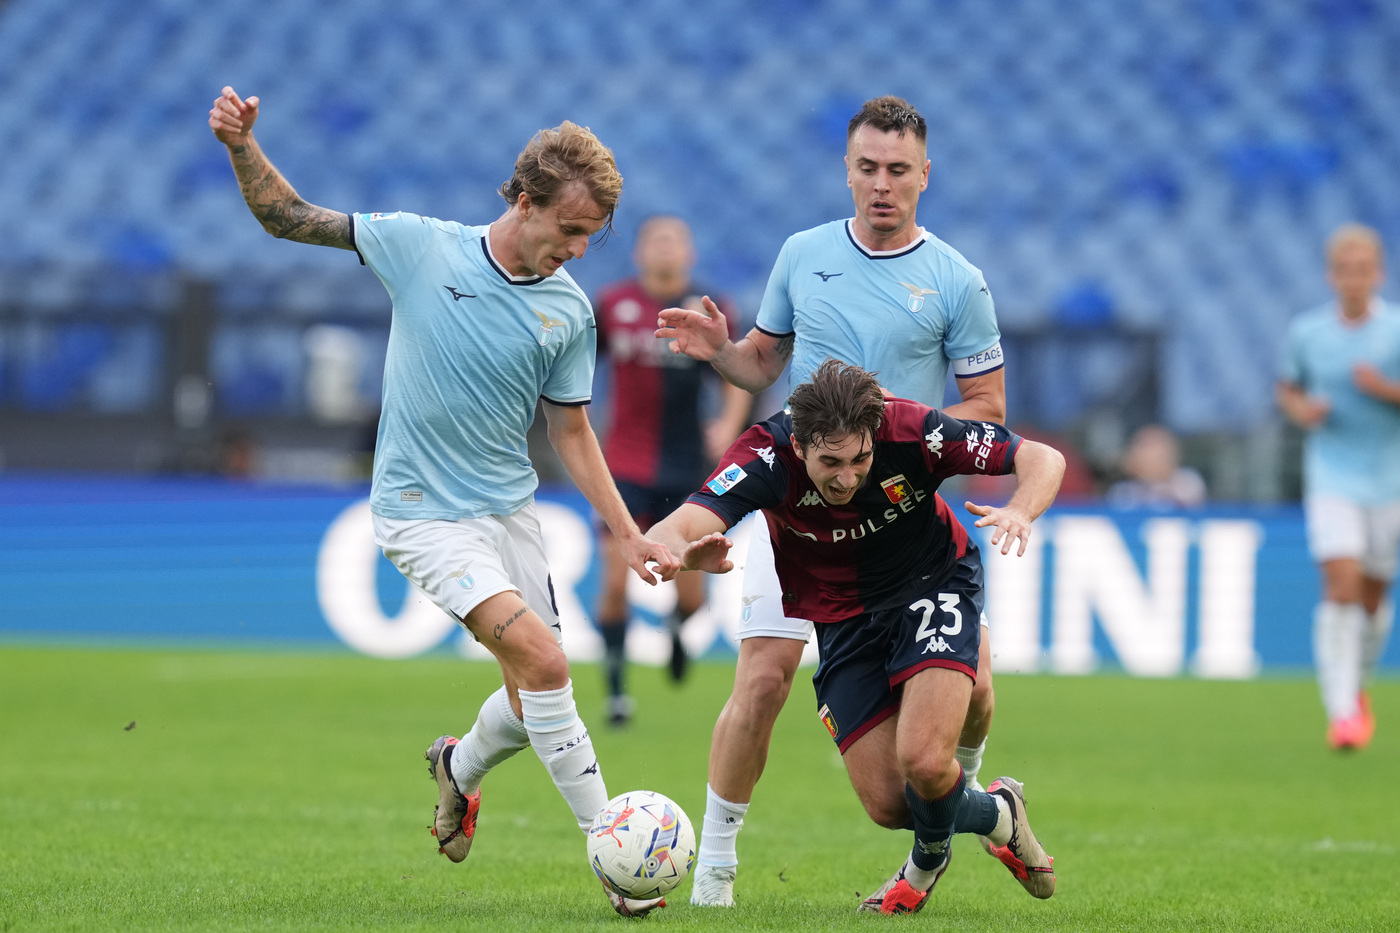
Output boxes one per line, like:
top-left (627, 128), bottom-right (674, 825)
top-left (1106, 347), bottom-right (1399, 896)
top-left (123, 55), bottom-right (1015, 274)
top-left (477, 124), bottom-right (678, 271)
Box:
top-left (481, 228), bottom-right (546, 286)
top-left (844, 219), bottom-right (930, 260)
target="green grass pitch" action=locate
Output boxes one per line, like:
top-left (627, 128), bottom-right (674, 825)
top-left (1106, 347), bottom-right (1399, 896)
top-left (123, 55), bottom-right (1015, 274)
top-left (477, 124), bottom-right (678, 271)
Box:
top-left (0, 644), bottom-right (1396, 931)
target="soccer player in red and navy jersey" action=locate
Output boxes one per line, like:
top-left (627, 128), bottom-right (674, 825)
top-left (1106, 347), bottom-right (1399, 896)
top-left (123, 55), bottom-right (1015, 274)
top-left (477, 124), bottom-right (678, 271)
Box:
top-left (647, 360), bottom-right (1064, 914)
top-left (594, 216), bottom-right (750, 723)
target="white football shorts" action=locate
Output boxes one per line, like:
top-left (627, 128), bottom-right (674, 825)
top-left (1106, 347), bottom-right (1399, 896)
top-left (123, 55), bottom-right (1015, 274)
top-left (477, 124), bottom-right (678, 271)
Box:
top-left (372, 501), bottom-right (562, 643)
top-left (738, 516), bottom-right (815, 641)
top-left (1304, 493), bottom-right (1400, 580)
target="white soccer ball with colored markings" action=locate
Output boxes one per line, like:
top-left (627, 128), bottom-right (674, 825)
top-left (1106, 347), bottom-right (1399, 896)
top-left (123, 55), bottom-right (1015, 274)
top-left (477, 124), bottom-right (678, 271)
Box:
top-left (586, 790), bottom-right (696, 899)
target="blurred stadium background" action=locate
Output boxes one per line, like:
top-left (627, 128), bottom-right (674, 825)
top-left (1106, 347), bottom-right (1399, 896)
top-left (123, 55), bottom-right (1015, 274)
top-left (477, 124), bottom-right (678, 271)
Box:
top-left (1, 0), bottom-right (1398, 668)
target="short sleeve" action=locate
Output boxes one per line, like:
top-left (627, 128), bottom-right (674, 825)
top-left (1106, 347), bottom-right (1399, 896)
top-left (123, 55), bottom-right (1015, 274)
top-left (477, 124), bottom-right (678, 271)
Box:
top-left (352, 212), bottom-right (436, 299)
top-left (685, 423), bottom-right (787, 528)
top-left (920, 409), bottom-right (1021, 477)
top-left (755, 239), bottom-right (796, 337)
top-left (541, 312), bottom-right (597, 406)
top-left (944, 272), bottom-right (1003, 376)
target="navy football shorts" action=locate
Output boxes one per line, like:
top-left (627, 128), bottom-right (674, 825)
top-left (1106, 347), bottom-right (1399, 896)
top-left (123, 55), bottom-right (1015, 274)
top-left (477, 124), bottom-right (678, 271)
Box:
top-left (812, 549), bottom-right (984, 753)
top-left (612, 480), bottom-right (700, 532)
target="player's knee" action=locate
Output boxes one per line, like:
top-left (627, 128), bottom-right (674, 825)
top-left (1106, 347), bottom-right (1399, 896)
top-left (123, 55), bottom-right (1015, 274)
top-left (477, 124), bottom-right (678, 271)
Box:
top-left (899, 751), bottom-right (961, 800)
top-left (734, 663), bottom-right (793, 722)
top-left (515, 639), bottom-right (570, 691)
top-left (969, 676), bottom-right (995, 718)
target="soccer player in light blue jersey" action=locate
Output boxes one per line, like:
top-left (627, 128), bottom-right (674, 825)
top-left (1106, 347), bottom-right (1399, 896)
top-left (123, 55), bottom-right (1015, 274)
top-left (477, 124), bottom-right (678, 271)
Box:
top-left (210, 87), bottom-right (678, 918)
top-left (1278, 224), bottom-right (1400, 752)
top-left (657, 96), bottom-right (1009, 905)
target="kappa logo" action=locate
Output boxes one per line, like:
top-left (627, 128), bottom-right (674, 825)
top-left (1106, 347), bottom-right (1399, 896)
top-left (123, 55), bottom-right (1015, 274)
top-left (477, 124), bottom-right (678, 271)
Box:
top-left (751, 445), bottom-right (776, 468)
top-left (925, 423), bottom-right (944, 458)
top-left (917, 837), bottom-right (949, 857)
top-left (532, 310), bottom-right (567, 346)
top-left (797, 490), bottom-right (826, 507)
top-left (923, 635), bottom-right (953, 654)
top-left (706, 463), bottom-right (748, 496)
top-left (898, 281), bottom-right (940, 314)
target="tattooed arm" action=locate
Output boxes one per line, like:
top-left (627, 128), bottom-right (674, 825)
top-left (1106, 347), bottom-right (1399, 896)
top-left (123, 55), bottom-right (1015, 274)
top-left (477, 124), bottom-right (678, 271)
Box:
top-left (208, 87), bottom-right (353, 250)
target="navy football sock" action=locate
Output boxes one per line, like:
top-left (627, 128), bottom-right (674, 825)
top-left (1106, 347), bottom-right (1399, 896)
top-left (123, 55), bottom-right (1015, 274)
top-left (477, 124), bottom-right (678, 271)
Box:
top-left (953, 785), bottom-right (1001, 836)
top-left (905, 767), bottom-right (965, 872)
top-left (600, 621), bottom-right (626, 697)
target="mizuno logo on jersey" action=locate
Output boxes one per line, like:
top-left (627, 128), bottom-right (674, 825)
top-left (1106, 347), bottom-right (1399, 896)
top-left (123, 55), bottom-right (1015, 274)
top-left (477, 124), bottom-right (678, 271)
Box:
top-left (812, 271), bottom-right (843, 281)
top-left (925, 424), bottom-right (944, 458)
top-left (923, 635), bottom-right (953, 654)
top-left (751, 445), bottom-right (776, 468)
top-left (797, 490), bottom-right (825, 507)
top-left (444, 286), bottom-right (476, 301)
top-left (706, 463), bottom-right (748, 496)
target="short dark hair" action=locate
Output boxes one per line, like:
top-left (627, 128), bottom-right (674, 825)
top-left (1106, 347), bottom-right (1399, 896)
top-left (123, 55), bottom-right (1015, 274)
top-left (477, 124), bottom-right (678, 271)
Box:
top-left (847, 95), bottom-right (927, 143)
top-left (789, 359), bottom-right (886, 451)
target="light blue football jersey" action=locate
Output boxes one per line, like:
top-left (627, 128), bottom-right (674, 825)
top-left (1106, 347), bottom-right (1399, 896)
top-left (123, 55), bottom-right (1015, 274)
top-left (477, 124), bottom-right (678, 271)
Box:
top-left (1279, 300), bottom-right (1400, 504)
top-left (756, 219), bottom-right (1002, 406)
top-left (353, 211), bottom-right (596, 519)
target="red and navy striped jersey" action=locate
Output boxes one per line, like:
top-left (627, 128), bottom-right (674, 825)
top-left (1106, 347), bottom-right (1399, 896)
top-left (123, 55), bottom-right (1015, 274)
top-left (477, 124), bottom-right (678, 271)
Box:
top-left (686, 397), bottom-right (1022, 623)
top-left (597, 280), bottom-right (740, 489)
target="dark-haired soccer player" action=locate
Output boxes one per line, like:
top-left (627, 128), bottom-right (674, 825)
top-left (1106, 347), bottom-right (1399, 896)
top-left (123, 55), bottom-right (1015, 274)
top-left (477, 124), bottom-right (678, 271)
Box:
top-left (210, 86), bottom-right (677, 918)
top-left (658, 95), bottom-right (1008, 904)
top-left (647, 360), bottom-right (1062, 914)
top-left (594, 215), bottom-right (750, 724)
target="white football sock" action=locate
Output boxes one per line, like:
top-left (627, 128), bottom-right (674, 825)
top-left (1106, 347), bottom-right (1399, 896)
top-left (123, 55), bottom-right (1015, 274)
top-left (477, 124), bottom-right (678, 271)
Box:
top-left (519, 680), bottom-right (608, 832)
top-left (1362, 600), bottom-right (1393, 686)
top-left (452, 685), bottom-right (529, 794)
top-left (696, 784), bottom-right (748, 868)
top-left (955, 741), bottom-right (986, 794)
top-left (1314, 602), bottom-right (1364, 721)
top-left (986, 793), bottom-right (1012, 847)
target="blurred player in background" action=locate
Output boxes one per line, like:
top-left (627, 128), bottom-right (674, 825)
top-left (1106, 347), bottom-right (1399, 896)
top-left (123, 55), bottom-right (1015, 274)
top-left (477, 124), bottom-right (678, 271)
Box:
top-left (646, 360), bottom-right (1062, 914)
top-left (657, 95), bottom-right (1009, 905)
top-left (1277, 223), bottom-right (1400, 752)
top-left (210, 86), bottom-right (677, 917)
top-left (594, 216), bottom-right (751, 725)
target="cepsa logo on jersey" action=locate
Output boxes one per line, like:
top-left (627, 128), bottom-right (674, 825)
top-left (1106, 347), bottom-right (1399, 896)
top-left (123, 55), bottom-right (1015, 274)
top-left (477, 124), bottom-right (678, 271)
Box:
top-left (706, 463), bottom-right (748, 496)
top-left (966, 423), bottom-right (996, 470)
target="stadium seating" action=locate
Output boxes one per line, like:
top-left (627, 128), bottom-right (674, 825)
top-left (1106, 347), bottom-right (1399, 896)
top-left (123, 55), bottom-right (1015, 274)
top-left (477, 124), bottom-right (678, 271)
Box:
top-left (0, 0), bottom-right (1397, 430)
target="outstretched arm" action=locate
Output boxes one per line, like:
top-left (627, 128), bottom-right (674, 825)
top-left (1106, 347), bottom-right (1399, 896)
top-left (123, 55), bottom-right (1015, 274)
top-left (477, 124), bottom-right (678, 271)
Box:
top-left (964, 439), bottom-right (1065, 556)
top-left (542, 401), bottom-right (680, 584)
top-left (945, 369), bottom-right (1006, 423)
top-left (208, 86), bottom-right (354, 249)
top-left (646, 503), bottom-right (734, 574)
top-left (656, 297), bottom-right (793, 393)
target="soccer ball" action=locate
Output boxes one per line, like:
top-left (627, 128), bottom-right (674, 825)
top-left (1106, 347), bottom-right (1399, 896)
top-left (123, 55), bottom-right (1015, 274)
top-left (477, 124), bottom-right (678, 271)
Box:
top-left (586, 790), bottom-right (696, 899)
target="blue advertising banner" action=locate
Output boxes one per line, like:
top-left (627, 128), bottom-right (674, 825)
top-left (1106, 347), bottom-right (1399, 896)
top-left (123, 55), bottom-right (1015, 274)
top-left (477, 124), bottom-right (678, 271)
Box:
top-left (1, 476), bottom-right (1395, 675)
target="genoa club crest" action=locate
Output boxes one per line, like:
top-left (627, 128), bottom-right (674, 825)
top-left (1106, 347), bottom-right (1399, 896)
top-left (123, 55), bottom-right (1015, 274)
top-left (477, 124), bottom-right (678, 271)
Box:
top-left (880, 474), bottom-right (912, 504)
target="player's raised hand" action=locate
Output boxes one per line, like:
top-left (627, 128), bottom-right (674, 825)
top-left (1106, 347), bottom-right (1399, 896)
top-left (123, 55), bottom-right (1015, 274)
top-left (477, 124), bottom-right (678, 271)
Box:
top-left (209, 86), bottom-right (260, 146)
top-left (619, 532), bottom-right (682, 585)
top-left (656, 295), bottom-right (729, 361)
top-left (965, 501), bottom-right (1034, 557)
top-left (682, 532), bottom-right (734, 574)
